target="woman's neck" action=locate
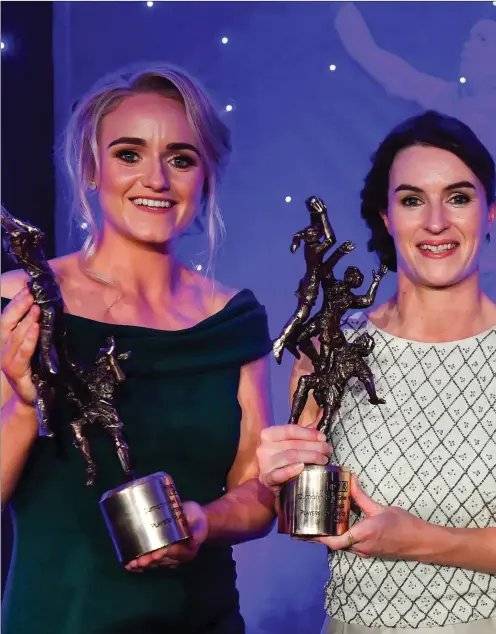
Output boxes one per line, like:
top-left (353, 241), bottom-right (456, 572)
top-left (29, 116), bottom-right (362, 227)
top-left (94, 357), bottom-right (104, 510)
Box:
top-left (371, 271), bottom-right (496, 342)
top-left (82, 230), bottom-right (183, 307)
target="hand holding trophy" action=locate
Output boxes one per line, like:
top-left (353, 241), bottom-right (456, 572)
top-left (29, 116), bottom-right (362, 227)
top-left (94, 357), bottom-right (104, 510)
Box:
top-left (0, 206), bottom-right (191, 564)
top-left (273, 196), bottom-right (387, 536)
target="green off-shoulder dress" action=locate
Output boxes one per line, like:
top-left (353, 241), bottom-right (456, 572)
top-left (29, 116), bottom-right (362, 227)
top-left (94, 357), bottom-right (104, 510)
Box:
top-left (1, 290), bottom-right (271, 634)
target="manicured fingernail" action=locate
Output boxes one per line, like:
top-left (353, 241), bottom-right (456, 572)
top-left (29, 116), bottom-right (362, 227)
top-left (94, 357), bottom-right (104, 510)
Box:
top-left (318, 433), bottom-right (327, 442)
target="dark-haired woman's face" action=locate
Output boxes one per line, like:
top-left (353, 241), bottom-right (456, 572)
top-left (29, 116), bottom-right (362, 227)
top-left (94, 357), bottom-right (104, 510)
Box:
top-left (382, 145), bottom-right (494, 289)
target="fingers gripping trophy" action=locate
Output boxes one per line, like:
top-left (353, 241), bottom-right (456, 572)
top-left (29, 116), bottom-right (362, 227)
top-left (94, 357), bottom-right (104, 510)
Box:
top-left (274, 196), bottom-right (387, 537)
top-left (0, 206), bottom-right (192, 564)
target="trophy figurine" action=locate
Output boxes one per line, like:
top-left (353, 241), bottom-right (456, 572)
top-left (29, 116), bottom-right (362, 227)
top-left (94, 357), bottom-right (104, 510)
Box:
top-left (274, 196), bottom-right (387, 537)
top-left (1, 207), bottom-right (191, 564)
top-left (1, 205), bottom-right (66, 437)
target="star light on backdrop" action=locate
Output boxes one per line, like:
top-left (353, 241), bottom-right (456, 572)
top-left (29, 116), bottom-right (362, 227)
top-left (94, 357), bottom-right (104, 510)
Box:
top-left (43, 0), bottom-right (496, 243)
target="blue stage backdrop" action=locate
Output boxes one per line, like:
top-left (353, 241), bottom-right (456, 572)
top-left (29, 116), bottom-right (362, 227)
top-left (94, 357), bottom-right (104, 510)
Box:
top-left (52, 3), bottom-right (496, 632)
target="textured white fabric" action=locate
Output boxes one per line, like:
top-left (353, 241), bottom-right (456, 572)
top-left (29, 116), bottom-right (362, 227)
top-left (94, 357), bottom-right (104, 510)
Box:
top-left (322, 615), bottom-right (496, 633)
top-left (324, 314), bottom-right (496, 628)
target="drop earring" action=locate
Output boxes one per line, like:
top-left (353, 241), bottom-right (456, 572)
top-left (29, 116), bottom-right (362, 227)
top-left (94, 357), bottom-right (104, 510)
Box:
top-left (88, 181), bottom-right (97, 191)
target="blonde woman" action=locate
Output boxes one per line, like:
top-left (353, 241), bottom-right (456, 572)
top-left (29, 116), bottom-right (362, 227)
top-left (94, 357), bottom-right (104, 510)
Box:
top-left (1, 64), bottom-right (275, 634)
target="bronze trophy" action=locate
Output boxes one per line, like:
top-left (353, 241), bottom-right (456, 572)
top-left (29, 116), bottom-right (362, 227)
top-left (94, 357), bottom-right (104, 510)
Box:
top-left (274, 196), bottom-right (387, 536)
top-left (1, 207), bottom-right (191, 564)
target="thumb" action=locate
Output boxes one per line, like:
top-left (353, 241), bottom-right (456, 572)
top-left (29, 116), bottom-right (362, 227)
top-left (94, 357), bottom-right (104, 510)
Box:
top-left (182, 501), bottom-right (208, 544)
top-left (350, 474), bottom-right (382, 516)
top-left (182, 501), bottom-right (202, 529)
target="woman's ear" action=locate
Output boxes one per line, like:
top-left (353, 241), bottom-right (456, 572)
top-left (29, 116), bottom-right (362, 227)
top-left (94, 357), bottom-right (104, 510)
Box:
top-left (489, 202), bottom-right (495, 228)
top-left (486, 203), bottom-right (496, 243)
top-left (380, 210), bottom-right (390, 234)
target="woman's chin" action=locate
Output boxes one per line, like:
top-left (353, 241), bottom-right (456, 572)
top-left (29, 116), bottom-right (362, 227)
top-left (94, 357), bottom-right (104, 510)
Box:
top-left (124, 229), bottom-right (179, 249)
top-left (416, 270), bottom-right (477, 289)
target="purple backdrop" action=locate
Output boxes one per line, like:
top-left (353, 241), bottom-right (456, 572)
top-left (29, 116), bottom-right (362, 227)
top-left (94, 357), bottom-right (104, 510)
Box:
top-left (52, 2), bottom-right (496, 632)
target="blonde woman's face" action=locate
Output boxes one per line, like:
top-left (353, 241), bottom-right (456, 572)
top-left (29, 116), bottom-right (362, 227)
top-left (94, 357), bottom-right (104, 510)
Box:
top-left (95, 92), bottom-right (206, 246)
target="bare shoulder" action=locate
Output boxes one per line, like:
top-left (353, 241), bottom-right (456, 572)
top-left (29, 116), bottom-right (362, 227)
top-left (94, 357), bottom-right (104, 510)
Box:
top-left (211, 279), bottom-right (240, 313)
top-left (1, 252), bottom-right (81, 301)
top-left (366, 299), bottom-right (395, 331)
top-left (46, 253), bottom-right (81, 283)
top-left (187, 268), bottom-right (240, 316)
top-left (482, 293), bottom-right (496, 326)
top-left (1, 269), bottom-right (29, 299)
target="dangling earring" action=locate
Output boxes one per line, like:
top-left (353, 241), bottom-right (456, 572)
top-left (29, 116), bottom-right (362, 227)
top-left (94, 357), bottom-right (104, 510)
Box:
top-left (88, 181), bottom-right (97, 191)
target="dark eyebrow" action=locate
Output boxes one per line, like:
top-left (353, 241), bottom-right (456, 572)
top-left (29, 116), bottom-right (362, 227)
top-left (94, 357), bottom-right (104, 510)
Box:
top-left (107, 137), bottom-right (146, 149)
top-left (445, 181), bottom-right (476, 192)
top-left (107, 137), bottom-right (201, 156)
top-left (394, 184), bottom-right (423, 194)
top-left (166, 142), bottom-right (201, 156)
top-left (394, 181), bottom-right (477, 194)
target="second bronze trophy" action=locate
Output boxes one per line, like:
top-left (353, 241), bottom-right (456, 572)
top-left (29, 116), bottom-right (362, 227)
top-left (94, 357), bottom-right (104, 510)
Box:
top-left (273, 196), bottom-right (387, 537)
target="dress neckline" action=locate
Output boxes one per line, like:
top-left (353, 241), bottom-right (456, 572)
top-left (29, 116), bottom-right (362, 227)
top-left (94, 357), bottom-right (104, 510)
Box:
top-left (350, 312), bottom-right (496, 350)
top-left (1, 289), bottom-right (253, 336)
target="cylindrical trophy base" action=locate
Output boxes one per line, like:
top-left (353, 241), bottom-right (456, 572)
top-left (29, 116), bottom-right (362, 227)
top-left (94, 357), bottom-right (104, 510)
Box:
top-left (278, 464), bottom-right (351, 536)
top-left (99, 471), bottom-right (192, 564)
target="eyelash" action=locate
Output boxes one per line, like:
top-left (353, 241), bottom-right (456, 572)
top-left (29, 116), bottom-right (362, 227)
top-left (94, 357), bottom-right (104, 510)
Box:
top-left (113, 149), bottom-right (196, 169)
top-left (400, 193), bottom-right (473, 207)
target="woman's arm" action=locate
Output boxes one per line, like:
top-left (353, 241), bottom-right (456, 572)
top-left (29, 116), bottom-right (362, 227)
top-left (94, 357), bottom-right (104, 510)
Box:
top-left (125, 354), bottom-right (278, 571)
top-left (317, 475), bottom-right (496, 574)
top-left (417, 524), bottom-right (496, 575)
top-left (203, 354), bottom-right (277, 543)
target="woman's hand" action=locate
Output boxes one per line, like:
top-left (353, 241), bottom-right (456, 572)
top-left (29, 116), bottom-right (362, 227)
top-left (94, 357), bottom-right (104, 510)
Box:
top-left (256, 423), bottom-right (332, 496)
top-left (1, 287), bottom-right (40, 406)
top-left (125, 501), bottom-right (208, 572)
top-left (312, 475), bottom-right (428, 561)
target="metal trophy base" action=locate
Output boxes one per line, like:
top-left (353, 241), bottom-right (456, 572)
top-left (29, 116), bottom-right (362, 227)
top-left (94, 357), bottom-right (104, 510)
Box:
top-left (278, 464), bottom-right (351, 536)
top-left (99, 471), bottom-right (192, 564)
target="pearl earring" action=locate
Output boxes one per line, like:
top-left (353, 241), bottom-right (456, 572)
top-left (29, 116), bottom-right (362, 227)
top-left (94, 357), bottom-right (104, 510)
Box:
top-left (88, 181), bottom-right (97, 191)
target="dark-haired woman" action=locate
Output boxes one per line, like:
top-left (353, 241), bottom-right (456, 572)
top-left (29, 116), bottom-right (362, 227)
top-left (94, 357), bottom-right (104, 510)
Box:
top-left (256, 111), bottom-right (496, 633)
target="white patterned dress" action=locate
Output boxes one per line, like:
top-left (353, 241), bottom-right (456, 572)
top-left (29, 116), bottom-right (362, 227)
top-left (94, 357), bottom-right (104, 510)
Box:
top-left (323, 314), bottom-right (496, 631)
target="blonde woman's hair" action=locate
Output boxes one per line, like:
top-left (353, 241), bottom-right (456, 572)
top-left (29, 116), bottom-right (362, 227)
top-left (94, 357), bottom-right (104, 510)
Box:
top-left (62, 62), bottom-right (232, 277)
